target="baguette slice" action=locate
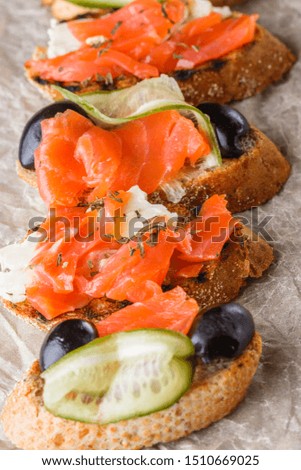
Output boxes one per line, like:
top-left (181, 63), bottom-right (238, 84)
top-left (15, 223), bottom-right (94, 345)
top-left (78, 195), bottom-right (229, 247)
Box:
top-left (26, 24), bottom-right (295, 106)
top-left (1, 225), bottom-right (273, 331)
top-left (43, 0), bottom-right (250, 22)
top-left (0, 332), bottom-right (261, 449)
top-left (17, 127), bottom-right (291, 215)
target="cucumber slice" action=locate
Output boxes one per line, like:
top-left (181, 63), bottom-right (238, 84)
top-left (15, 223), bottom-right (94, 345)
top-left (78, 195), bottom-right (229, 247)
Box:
top-left (64, 0), bottom-right (199, 14)
top-left (54, 75), bottom-right (185, 121)
top-left (42, 329), bottom-right (194, 424)
top-left (65, 0), bottom-right (134, 9)
top-left (53, 77), bottom-right (221, 166)
top-left (72, 75), bottom-right (185, 118)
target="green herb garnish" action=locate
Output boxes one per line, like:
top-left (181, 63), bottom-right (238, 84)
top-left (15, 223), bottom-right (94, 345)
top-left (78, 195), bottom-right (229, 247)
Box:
top-left (90, 271), bottom-right (99, 277)
top-left (108, 191), bottom-right (123, 203)
top-left (161, 3), bottom-right (168, 18)
top-left (176, 42), bottom-right (189, 49)
top-left (137, 240), bottom-right (145, 258)
top-left (173, 53), bottom-right (183, 60)
top-left (97, 48), bottom-right (109, 57)
top-left (129, 246), bottom-right (136, 256)
top-left (111, 21), bottom-right (123, 36)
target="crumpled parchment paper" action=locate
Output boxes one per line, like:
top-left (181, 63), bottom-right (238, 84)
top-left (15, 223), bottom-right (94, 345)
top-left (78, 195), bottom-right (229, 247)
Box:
top-left (0, 0), bottom-right (301, 450)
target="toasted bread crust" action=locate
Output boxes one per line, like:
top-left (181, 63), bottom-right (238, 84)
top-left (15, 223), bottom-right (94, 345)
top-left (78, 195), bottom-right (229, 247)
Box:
top-left (150, 127), bottom-right (291, 214)
top-left (172, 25), bottom-right (295, 105)
top-left (17, 127), bottom-right (291, 215)
top-left (1, 225), bottom-right (273, 331)
top-left (175, 226), bottom-right (274, 312)
top-left (0, 332), bottom-right (261, 449)
top-left (25, 25), bottom-right (295, 106)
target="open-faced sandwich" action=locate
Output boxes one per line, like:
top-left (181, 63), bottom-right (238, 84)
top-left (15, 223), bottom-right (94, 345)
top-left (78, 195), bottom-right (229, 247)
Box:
top-left (0, 187), bottom-right (273, 330)
top-left (0, 0), bottom-right (294, 453)
top-left (18, 77), bottom-right (290, 215)
top-left (1, 302), bottom-right (262, 449)
top-left (29, 0), bottom-right (295, 105)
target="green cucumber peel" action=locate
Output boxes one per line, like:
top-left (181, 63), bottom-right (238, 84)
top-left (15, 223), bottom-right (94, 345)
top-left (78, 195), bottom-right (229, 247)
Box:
top-left (52, 77), bottom-right (221, 165)
top-left (64, 0), bottom-right (135, 9)
top-left (42, 328), bottom-right (194, 424)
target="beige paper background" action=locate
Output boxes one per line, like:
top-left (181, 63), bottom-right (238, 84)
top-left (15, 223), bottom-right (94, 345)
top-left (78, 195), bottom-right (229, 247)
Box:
top-left (0, 0), bottom-right (300, 450)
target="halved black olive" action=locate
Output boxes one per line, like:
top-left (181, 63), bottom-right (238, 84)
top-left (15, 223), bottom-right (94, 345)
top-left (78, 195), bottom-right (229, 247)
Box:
top-left (198, 103), bottom-right (250, 158)
top-left (40, 319), bottom-right (98, 371)
top-left (189, 302), bottom-right (255, 363)
top-left (19, 101), bottom-right (90, 170)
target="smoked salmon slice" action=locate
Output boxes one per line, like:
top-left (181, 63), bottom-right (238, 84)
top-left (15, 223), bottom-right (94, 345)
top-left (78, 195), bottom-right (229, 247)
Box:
top-left (75, 126), bottom-right (122, 191)
top-left (175, 14), bottom-right (258, 70)
top-left (35, 109), bottom-right (211, 207)
top-left (35, 110), bottom-right (93, 207)
top-left (136, 110), bottom-right (211, 194)
top-left (109, 120), bottom-right (149, 193)
top-left (26, 285), bottom-right (90, 321)
top-left (26, 0), bottom-right (184, 81)
top-left (148, 14), bottom-right (258, 72)
top-left (168, 194), bottom-right (235, 278)
top-left (26, 48), bottom-right (158, 82)
top-left (96, 285), bottom-right (199, 337)
top-left (180, 194), bottom-right (235, 263)
top-left (26, 193), bottom-right (233, 319)
top-left (77, 229), bottom-right (178, 301)
top-left (25, 0), bottom-right (258, 83)
top-left (67, 0), bottom-right (184, 44)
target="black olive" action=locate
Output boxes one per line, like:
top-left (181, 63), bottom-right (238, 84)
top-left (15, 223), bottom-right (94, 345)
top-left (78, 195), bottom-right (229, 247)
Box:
top-left (198, 103), bottom-right (250, 158)
top-left (189, 302), bottom-right (255, 363)
top-left (173, 69), bottom-right (197, 81)
top-left (18, 101), bottom-right (91, 170)
top-left (40, 319), bottom-right (98, 371)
